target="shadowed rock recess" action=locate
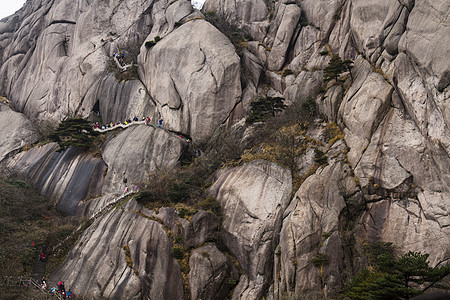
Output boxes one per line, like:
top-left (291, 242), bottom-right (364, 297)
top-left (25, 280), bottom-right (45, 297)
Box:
top-left (0, 0), bottom-right (449, 299)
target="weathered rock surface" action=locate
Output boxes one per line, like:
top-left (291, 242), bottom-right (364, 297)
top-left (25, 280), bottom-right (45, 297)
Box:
top-left (138, 19), bottom-right (241, 141)
top-left (5, 142), bottom-right (105, 215)
top-left (274, 158), bottom-right (358, 299)
top-left (95, 76), bottom-right (157, 124)
top-left (0, 102), bottom-right (38, 162)
top-left (209, 160), bottom-right (292, 299)
top-left (102, 125), bottom-right (184, 194)
top-left (0, 0), bottom-right (156, 124)
top-left (398, 0), bottom-right (450, 92)
top-left (353, 107), bottom-right (450, 265)
top-left (338, 56), bottom-right (393, 167)
top-left (267, 4), bottom-right (301, 71)
top-left (202, 0), bottom-right (269, 41)
top-left (189, 243), bottom-right (239, 300)
top-left (52, 200), bottom-right (185, 299)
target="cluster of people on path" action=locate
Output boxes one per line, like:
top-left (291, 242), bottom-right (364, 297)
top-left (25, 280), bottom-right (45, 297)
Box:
top-left (19, 276), bottom-right (73, 298)
top-left (113, 52), bottom-right (127, 66)
top-left (27, 241), bottom-right (47, 262)
top-left (113, 51), bottom-right (133, 71)
top-left (124, 185), bottom-right (139, 194)
top-left (53, 280), bottom-right (73, 298)
top-left (92, 116), bottom-right (163, 131)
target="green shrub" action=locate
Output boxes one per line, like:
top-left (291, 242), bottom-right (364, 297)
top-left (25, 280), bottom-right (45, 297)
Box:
top-left (135, 190), bottom-right (155, 205)
top-left (231, 32), bottom-right (245, 43)
top-left (340, 242), bottom-right (450, 300)
top-left (312, 252), bottom-right (328, 267)
top-left (195, 197), bottom-right (221, 215)
top-left (314, 148), bottom-right (327, 165)
top-left (178, 207), bottom-right (195, 218)
top-left (323, 55), bottom-right (353, 83)
top-left (322, 232), bottom-right (332, 239)
top-left (145, 41), bottom-right (156, 49)
top-left (246, 96), bottom-right (286, 124)
top-left (282, 69), bottom-right (293, 77)
top-left (168, 180), bottom-right (190, 203)
top-left (300, 96), bottom-right (317, 120)
top-left (172, 246), bottom-right (184, 259)
top-left (226, 278), bottom-right (237, 286)
top-left (49, 118), bottom-right (100, 152)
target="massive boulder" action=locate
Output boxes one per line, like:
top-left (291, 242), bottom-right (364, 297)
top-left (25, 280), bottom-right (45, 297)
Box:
top-left (267, 3), bottom-right (301, 71)
top-left (398, 0), bottom-right (450, 92)
top-left (138, 19), bottom-right (241, 141)
top-left (354, 107), bottom-right (450, 265)
top-left (189, 243), bottom-right (239, 300)
top-left (338, 56), bottom-right (392, 167)
top-left (209, 160), bottom-right (292, 299)
top-left (102, 125), bottom-right (185, 194)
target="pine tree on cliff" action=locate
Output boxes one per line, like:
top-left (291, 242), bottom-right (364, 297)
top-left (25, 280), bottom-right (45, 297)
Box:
top-left (340, 242), bottom-right (450, 300)
top-left (323, 55), bottom-right (353, 82)
top-left (50, 118), bottom-right (99, 151)
top-left (246, 96), bottom-right (286, 123)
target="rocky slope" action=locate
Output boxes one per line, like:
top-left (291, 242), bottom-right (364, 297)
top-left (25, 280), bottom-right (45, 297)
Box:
top-left (0, 0), bottom-right (449, 299)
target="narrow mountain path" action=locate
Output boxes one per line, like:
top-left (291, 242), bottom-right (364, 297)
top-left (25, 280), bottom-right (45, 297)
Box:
top-left (93, 119), bottom-right (192, 143)
top-left (31, 250), bottom-right (46, 281)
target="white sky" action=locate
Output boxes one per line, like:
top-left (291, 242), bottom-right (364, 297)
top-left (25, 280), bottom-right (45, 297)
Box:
top-left (191, 0), bottom-right (206, 10)
top-left (0, 0), bottom-right (27, 20)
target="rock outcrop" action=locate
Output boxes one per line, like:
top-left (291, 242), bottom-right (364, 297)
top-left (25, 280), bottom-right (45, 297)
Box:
top-left (138, 19), bottom-right (241, 141)
top-left (189, 243), bottom-right (239, 300)
top-left (5, 142), bottom-right (105, 215)
top-left (209, 160), bottom-right (292, 299)
top-left (52, 200), bottom-right (185, 300)
top-left (101, 125), bottom-right (185, 194)
top-left (275, 146), bottom-right (359, 299)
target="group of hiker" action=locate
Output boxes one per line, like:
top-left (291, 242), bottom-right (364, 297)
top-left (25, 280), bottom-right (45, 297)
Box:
top-left (18, 276), bottom-right (73, 298)
top-left (124, 185), bottom-right (139, 194)
top-left (113, 52), bottom-right (127, 66)
top-left (113, 51), bottom-right (133, 71)
top-left (40, 278), bottom-right (73, 298)
top-left (92, 116), bottom-right (163, 130)
top-left (23, 242), bottom-right (74, 298)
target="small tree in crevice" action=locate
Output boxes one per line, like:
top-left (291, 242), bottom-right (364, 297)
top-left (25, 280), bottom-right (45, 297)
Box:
top-left (246, 96), bottom-right (286, 124)
top-left (323, 55), bottom-right (353, 83)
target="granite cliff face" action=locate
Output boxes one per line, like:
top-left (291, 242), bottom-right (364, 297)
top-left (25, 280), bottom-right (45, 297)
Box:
top-left (0, 0), bottom-right (449, 299)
